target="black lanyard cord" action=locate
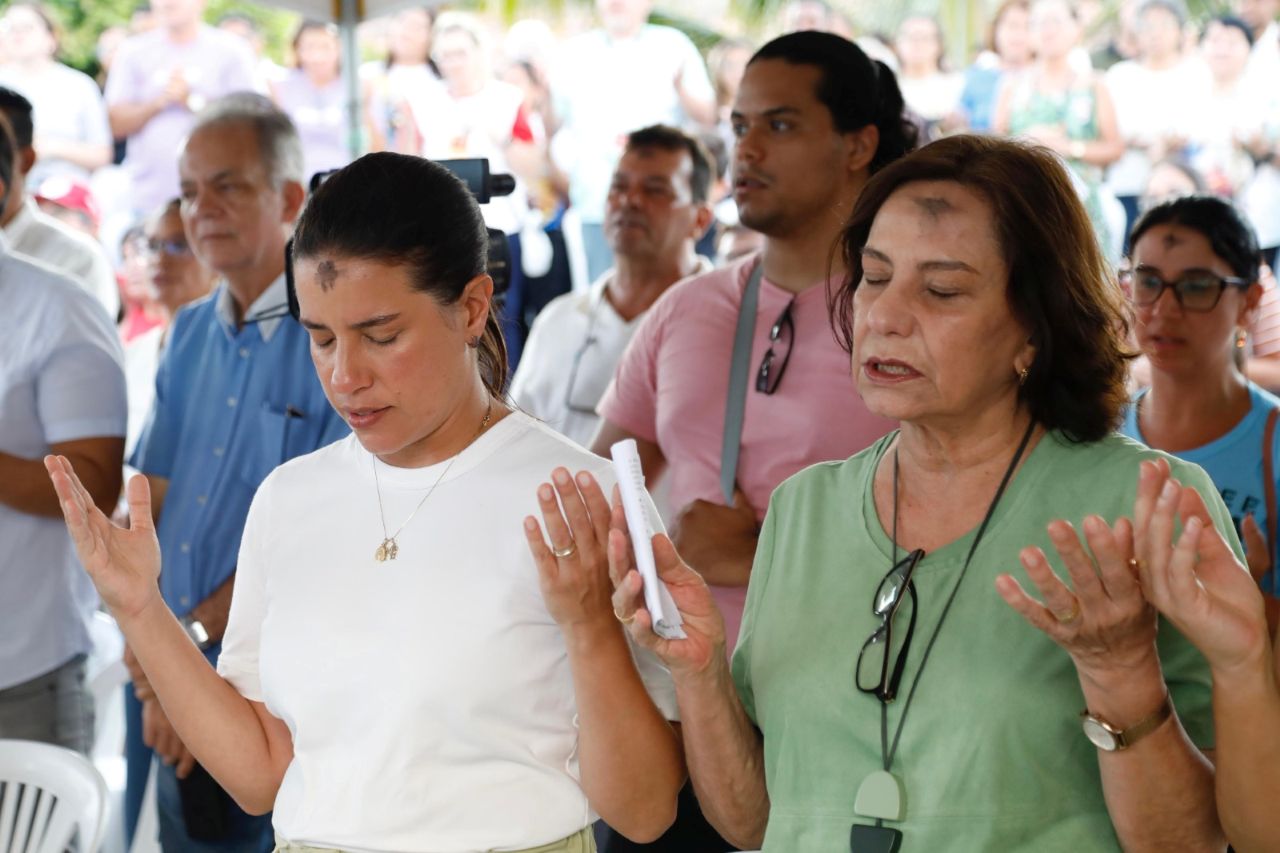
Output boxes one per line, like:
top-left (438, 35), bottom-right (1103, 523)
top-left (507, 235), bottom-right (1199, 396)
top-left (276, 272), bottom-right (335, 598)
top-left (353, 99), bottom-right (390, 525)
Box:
top-left (880, 419), bottom-right (1038, 774)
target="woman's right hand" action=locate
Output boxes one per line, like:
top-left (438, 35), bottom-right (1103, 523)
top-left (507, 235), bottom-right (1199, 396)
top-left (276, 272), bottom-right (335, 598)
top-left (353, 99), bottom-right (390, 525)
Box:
top-left (1137, 461), bottom-right (1273, 674)
top-left (607, 492), bottom-right (728, 680)
top-left (46, 455), bottom-right (161, 622)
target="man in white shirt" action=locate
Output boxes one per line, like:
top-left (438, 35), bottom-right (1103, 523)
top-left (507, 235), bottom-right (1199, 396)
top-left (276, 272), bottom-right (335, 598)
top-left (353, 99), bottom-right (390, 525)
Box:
top-left (0, 113), bottom-right (127, 755)
top-left (1236, 0), bottom-right (1280, 79)
top-left (0, 87), bottom-right (120, 319)
top-left (512, 125), bottom-right (713, 448)
top-left (550, 0), bottom-right (715, 283)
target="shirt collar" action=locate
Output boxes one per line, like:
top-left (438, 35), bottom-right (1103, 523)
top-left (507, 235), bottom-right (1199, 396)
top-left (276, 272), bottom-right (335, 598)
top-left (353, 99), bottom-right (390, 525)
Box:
top-left (215, 273), bottom-right (290, 342)
top-left (3, 197), bottom-right (37, 244)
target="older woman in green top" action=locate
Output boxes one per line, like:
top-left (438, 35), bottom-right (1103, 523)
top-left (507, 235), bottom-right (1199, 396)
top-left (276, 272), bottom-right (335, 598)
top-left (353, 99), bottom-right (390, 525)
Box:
top-left (608, 135), bottom-right (1231, 851)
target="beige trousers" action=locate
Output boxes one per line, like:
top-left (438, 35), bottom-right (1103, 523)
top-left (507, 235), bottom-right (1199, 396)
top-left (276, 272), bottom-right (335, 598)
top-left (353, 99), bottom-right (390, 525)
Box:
top-left (272, 826), bottom-right (596, 853)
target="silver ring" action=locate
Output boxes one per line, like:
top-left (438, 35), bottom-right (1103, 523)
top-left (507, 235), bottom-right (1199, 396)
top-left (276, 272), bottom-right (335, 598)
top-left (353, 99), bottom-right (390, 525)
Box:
top-left (552, 542), bottom-right (577, 559)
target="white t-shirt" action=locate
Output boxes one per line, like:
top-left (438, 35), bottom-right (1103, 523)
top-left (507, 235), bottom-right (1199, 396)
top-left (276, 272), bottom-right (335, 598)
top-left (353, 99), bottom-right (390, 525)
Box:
top-left (4, 197), bottom-right (119, 320)
top-left (415, 80), bottom-right (530, 235)
top-left (0, 235), bottom-right (126, 690)
top-left (217, 411), bottom-right (678, 852)
top-left (124, 324), bottom-right (164, 459)
top-left (0, 62), bottom-right (112, 187)
top-left (550, 25), bottom-right (714, 224)
top-left (510, 261), bottom-right (711, 448)
top-left (898, 71), bottom-right (964, 122)
top-left (1104, 58), bottom-right (1211, 196)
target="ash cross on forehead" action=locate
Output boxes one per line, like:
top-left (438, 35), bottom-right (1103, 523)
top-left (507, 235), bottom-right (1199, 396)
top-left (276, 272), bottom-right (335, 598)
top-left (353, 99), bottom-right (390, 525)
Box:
top-left (1161, 230), bottom-right (1184, 250)
top-left (317, 259), bottom-right (339, 292)
top-left (913, 196), bottom-right (953, 219)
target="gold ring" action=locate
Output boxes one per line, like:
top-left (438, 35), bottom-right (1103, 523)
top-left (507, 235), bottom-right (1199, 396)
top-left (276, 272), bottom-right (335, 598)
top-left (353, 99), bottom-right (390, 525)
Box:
top-left (552, 543), bottom-right (577, 559)
top-left (1053, 598), bottom-right (1082, 624)
top-left (613, 608), bottom-right (636, 625)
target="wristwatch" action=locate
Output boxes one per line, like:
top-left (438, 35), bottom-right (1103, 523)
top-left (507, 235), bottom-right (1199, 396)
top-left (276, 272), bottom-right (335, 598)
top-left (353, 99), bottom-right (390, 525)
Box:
top-left (180, 614), bottom-right (213, 650)
top-left (1081, 692), bottom-right (1173, 752)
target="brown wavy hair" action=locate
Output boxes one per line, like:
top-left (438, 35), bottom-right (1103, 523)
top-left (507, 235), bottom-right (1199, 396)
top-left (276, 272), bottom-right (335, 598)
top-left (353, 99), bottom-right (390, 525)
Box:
top-left (830, 135), bottom-right (1132, 442)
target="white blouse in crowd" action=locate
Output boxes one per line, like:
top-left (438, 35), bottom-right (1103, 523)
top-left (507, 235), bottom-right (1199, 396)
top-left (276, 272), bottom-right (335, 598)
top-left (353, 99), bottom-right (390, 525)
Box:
top-left (217, 411), bottom-right (678, 852)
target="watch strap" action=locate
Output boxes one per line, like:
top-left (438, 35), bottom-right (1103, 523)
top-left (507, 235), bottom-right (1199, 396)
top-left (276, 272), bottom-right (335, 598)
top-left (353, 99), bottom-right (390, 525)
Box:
top-left (1082, 692), bottom-right (1174, 751)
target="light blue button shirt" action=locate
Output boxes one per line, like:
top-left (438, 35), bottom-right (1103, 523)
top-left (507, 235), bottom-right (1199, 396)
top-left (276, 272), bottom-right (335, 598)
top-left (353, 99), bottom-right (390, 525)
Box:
top-left (0, 236), bottom-right (126, 689)
top-left (130, 275), bottom-right (348, 638)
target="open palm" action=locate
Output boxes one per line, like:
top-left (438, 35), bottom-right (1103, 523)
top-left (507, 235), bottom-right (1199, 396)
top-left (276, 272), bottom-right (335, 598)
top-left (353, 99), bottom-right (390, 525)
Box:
top-left (1143, 480), bottom-right (1270, 674)
top-left (46, 455), bottom-right (161, 621)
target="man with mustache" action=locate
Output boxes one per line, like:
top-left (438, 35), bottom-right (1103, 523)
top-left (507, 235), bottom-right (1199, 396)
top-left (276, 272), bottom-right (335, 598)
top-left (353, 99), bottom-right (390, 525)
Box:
top-left (511, 124), bottom-right (713, 449)
top-left (127, 92), bottom-right (346, 852)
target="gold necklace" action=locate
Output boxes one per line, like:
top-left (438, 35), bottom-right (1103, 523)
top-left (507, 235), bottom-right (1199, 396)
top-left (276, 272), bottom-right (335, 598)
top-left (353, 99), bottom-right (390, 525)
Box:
top-left (371, 398), bottom-right (493, 562)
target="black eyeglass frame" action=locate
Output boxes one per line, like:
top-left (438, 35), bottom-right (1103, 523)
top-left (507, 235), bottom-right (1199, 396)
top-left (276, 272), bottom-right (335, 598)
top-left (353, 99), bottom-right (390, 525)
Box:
top-left (1120, 265), bottom-right (1251, 313)
top-left (855, 548), bottom-right (925, 704)
top-left (756, 298), bottom-right (796, 395)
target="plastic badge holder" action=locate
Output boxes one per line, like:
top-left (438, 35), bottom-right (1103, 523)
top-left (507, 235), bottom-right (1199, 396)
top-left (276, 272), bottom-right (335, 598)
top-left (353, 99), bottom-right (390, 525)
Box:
top-left (610, 439), bottom-right (687, 640)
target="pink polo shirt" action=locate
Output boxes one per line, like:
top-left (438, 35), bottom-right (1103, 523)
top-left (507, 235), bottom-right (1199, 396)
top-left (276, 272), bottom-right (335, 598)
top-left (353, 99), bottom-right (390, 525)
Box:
top-left (599, 253), bottom-right (896, 649)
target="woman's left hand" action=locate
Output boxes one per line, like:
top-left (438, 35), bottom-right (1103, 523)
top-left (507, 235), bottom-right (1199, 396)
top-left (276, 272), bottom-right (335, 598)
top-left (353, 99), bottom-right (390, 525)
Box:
top-left (524, 467), bottom-right (616, 632)
top-left (996, 513), bottom-right (1159, 676)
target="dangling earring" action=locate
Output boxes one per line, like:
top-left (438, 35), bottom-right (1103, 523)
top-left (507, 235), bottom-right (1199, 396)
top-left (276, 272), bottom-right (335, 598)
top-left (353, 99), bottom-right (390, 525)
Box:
top-left (1017, 366), bottom-right (1030, 386)
top-left (1235, 328), bottom-right (1248, 350)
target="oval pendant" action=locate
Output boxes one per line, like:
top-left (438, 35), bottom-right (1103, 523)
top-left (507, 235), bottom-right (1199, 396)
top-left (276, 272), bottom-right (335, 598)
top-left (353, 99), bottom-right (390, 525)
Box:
top-left (375, 541), bottom-right (388, 562)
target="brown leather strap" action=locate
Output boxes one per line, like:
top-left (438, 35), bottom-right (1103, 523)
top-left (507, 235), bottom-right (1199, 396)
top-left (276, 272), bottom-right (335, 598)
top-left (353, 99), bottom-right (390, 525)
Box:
top-left (1265, 407), bottom-right (1278, 560)
top-left (1263, 407), bottom-right (1279, 637)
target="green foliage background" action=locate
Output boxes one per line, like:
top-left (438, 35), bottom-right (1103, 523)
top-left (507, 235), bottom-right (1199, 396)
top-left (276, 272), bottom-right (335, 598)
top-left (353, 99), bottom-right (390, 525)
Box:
top-left (28, 0), bottom-right (299, 78)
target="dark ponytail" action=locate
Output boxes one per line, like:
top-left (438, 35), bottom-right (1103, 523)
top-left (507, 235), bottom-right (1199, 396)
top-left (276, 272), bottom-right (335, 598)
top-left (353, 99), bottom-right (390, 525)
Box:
top-left (750, 32), bottom-right (917, 176)
top-left (868, 60), bottom-right (919, 174)
top-left (292, 152), bottom-right (508, 397)
top-left (476, 310), bottom-right (507, 399)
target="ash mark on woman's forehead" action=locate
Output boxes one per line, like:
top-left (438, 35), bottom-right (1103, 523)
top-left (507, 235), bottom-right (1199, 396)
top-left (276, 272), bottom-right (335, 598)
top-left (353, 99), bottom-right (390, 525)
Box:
top-left (317, 259), bottom-right (339, 292)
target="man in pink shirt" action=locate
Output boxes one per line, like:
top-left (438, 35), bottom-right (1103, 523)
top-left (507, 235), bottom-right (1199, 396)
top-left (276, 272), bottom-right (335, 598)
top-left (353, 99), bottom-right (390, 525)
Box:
top-left (593, 32), bottom-right (918, 658)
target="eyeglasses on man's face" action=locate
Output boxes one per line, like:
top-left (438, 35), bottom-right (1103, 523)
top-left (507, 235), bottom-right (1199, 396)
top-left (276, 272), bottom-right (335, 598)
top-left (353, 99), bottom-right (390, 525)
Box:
top-left (855, 548), bottom-right (925, 704)
top-left (1120, 265), bottom-right (1250, 313)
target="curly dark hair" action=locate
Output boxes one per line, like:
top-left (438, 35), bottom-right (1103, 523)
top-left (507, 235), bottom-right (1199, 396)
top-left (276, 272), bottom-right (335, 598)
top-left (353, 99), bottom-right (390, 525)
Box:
top-left (830, 134), bottom-right (1132, 442)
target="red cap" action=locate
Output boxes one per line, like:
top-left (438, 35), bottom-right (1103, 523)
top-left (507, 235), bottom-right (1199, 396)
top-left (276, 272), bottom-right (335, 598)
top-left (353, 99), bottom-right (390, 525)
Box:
top-left (34, 176), bottom-right (101, 230)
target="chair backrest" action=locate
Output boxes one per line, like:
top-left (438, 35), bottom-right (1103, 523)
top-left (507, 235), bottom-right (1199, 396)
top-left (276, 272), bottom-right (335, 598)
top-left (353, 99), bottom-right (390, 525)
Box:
top-left (0, 740), bottom-right (107, 853)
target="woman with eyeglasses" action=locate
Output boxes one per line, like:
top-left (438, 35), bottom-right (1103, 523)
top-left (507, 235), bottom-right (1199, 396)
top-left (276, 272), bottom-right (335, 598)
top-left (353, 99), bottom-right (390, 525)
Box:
top-left (1119, 195), bottom-right (1280, 630)
top-left (610, 135), bottom-right (1233, 851)
top-left (46, 153), bottom-right (683, 853)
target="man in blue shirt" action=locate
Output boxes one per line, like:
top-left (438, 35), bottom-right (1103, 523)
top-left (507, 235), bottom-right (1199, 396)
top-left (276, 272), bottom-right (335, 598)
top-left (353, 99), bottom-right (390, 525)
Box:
top-left (129, 92), bottom-right (348, 853)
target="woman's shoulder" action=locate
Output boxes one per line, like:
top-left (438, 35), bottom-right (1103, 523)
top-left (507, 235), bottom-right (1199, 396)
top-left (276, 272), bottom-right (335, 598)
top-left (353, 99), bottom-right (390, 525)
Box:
top-left (1041, 429), bottom-right (1216, 491)
top-left (497, 410), bottom-right (616, 478)
top-left (772, 433), bottom-right (893, 506)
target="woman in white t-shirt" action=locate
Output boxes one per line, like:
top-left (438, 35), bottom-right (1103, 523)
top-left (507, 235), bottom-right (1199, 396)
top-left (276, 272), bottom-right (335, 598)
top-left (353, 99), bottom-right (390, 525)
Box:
top-left (48, 153), bottom-right (684, 853)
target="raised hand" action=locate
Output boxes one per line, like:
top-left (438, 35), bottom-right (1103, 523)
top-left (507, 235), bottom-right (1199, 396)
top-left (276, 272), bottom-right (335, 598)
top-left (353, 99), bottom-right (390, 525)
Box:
top-left (524, 468), bottom-right (615, 631)
top-left (1241, 513), bottom-right (1280, 639)
top-left (609, 494), bottom-right (727, 679)
top-left (1136, 465), bottom-right (1270, 675)
top-left (996, 513), bottom-right (1158, 676)
top-left (46, 455), bottom-right (161, 622)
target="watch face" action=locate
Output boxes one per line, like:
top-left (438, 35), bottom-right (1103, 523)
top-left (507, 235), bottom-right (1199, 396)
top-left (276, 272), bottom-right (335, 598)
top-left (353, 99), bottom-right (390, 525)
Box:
top-left (1083, 717), bottom-right (1119, 751)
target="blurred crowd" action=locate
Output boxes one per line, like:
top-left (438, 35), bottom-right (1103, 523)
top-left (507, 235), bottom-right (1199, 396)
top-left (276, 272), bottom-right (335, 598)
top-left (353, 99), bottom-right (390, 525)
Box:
top-left (1, 0), bottom-right (1277, 364)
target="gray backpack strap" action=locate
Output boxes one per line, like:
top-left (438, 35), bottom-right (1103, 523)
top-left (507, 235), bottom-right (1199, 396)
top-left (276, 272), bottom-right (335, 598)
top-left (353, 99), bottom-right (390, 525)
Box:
top-left (720, 260), bottom-right (765, 504)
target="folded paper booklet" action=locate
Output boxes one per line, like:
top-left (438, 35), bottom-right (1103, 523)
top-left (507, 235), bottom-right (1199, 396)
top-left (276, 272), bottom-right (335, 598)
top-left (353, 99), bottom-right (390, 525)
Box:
top-left (610, 439), bottom-right (687, 640)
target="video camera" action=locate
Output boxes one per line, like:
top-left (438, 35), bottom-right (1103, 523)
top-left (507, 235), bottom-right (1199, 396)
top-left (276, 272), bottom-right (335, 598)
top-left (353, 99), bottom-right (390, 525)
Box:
top-left (286, 157), bottom-right (517, 320)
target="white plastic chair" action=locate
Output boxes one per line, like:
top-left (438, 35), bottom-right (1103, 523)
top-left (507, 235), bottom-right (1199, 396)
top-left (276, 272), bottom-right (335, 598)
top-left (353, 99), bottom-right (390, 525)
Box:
top-left (0, 740), bottom-right (107, 853)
